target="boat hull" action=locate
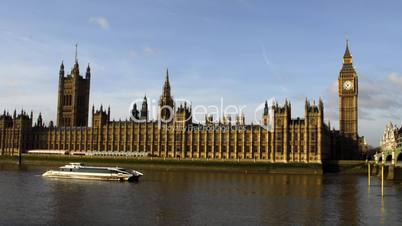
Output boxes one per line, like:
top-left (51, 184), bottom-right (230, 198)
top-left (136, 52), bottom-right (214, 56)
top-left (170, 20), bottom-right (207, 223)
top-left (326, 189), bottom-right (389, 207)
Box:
top-left (42, 171), bottom-right (139, 182)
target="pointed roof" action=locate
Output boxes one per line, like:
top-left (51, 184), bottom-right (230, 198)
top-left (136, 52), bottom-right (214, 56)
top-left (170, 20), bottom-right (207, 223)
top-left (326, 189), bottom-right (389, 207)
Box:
top-left (162, 68), bottom-right (171, 93)
top-left (75, 43), bottom-right (78, 63)
top-left (263, 100), bottom-right (269, 115)
top-left (69, 44), bottom-right (81, 76)
top-left (343, 40), bottom-right (352, 58)
top-left (341, 39), bottom-right (354, 67)
top-left (59, 61), bottom-right (65, 77)
top-left (165, 68), bottom-right (170, 85)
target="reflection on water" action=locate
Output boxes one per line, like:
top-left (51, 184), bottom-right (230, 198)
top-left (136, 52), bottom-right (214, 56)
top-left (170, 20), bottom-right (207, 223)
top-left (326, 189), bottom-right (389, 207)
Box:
top-left (0, 163), bottom-right (401, 225)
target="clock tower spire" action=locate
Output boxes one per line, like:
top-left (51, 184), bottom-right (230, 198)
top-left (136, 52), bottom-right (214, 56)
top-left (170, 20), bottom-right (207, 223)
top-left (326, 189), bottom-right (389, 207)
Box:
top-left (343, 39), bottom-right (352, 64)
top-left (338, 40), bottom-right (358, 141)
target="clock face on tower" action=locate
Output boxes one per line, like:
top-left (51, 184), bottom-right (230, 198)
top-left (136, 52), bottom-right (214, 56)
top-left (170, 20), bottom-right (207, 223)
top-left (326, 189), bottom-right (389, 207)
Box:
top-left (343, 80), bottom-right (353, 91)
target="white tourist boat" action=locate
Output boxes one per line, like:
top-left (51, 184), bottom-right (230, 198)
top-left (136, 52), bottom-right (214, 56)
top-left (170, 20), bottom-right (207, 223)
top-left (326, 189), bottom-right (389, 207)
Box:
top-left (42, 163), bottom-right (143, 182)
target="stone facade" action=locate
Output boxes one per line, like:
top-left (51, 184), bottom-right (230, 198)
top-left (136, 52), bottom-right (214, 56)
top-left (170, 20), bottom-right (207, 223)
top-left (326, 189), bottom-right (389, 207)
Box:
top-left (0, 43), bottom-right (363, 162)
top-left (57, 59), bottom-right (91, 127)
top-left (398, 127), bottom-right (402, 149)
top-left (0, 111), bottom-right (33, 156)
top-left (338, 41), bottom-right (359, 155)
top-left (380, 122), bottom-right (398, 151)
top-left (0, 101), bottom-right (331, 163)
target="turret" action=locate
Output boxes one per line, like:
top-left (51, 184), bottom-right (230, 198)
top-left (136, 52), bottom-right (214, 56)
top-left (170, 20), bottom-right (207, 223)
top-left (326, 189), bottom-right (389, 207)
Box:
top-left (318, 98), bottom-right (324, 121)
top-left (304, 99), bottom-right (323, 130)
top-left (92, 105), bottom-right (110, 128)
top-left (0, 110), bottom-right (13, 128)
top-left (272, 100), bottom-right (292, 162)
top-left (273, 99), bottom-right (291, 120)
top-left (223, 115), bottom-right (232, 125)
top-left (174, 102), bottom-right (192, 128)
top-left (305, 98), bottom-right (309, 115)
top-left (13, 109), bottom-right (33, 129)
top-left (164, 68), bottom-right (171, 92)
top-left (36, 113), bottom-right (43, 127)
top-left (159, 68), bottom-right (175, 122)
top-left (236, 113), bottom-right (245, 125)
top-left (86, 63), bottom-right (91, 79)
top-left (140, 95), bottom-right (148, 122)
top-left (59, 61), bottom-right (65, 78)
top-left (205, 115), bottom-right (214, 124)
top-left (107, 106), bottom-right (110, 121)
top-left (262, 100), bottom-right (270, 126)
top-left (131, 104), bottom-right (139, 121)
top-left (263, 100), bottom-right (269, 116)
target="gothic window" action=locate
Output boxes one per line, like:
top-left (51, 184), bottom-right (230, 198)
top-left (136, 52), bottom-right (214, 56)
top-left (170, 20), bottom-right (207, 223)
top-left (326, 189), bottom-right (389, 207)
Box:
top-left (311, 132), bottom-right (316, 141)
top-left (277, 133), bottom-right (282, 141)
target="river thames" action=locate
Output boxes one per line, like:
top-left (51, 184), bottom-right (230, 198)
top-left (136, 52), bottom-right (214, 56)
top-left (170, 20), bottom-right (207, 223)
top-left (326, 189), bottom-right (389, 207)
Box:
top-left (0, 163), bottom-right (401, 226)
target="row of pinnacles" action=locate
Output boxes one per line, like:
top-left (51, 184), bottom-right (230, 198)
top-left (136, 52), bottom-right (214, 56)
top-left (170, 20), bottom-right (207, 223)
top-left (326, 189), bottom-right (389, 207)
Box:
top-left (380, 122), bottom-right (399, 151)
top-left (0, 110), bottom-right (34, 155)
top-left (375, 122), bottom-right (402, 165)
top-left (0, 99), bottom-right (329, 163)
top-left (270, 99), bottom-right (328, 162)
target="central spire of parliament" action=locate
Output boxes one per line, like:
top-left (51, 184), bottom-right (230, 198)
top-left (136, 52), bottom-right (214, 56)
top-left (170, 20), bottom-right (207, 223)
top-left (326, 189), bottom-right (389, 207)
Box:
top-left (159, 68), bottom-right (174, 121)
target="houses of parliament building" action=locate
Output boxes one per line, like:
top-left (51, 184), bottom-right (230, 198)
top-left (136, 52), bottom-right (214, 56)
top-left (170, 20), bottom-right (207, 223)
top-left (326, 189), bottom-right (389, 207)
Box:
top-left (0, 43), bottom-right (365, 162)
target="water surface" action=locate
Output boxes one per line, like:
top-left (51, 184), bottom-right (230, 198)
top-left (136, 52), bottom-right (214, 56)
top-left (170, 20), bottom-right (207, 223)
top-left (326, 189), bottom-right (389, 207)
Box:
top-left (0, 163), bottom-right (401, 225)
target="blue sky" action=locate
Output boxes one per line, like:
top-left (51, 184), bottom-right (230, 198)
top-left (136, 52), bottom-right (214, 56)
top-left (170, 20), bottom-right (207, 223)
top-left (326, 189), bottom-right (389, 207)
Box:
top-left (1, 0), bottom-right (402, 146)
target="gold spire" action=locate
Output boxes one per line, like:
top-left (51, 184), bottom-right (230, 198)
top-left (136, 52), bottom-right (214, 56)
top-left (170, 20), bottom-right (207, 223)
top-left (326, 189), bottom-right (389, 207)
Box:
top-left (343, 39), bottom-right (352, 64)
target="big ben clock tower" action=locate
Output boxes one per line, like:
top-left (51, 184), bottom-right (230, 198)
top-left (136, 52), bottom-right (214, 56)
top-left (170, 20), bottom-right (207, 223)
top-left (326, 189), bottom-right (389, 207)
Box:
top-left (338, 40), bottom-right (358, 141)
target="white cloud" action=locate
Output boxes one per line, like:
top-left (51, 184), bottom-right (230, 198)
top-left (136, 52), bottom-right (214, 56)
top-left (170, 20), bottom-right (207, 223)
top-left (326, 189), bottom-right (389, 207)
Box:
top-left (128, 47), bottom-right (159, 59)
top-left (388, 73), bottom-right (402, 87)
top-left (89, 17), bottom-right (110, 30)
top-left (330, 81), bottom-right (338, 94)
top-left (324, 73), bottom-right (402, 146)
top-left (143, 46), bottom-right (158, 56)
